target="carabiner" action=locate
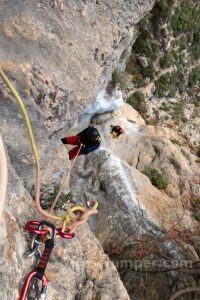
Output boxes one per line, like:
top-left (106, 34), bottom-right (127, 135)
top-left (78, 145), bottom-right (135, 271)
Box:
top-left (24, 233), bottom-right (42, 259)
top-left (39, 220), bottom-right (57, 240)
top-left (56, 227), bottom-right (74, 239)
top-left (25, 221), bottom-right (49, 235)
top-left (19, 270), bottom-right (48, 300)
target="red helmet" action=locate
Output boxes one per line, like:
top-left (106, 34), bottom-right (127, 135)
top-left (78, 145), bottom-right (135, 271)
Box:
top-left (121, 127), bottom-right (125, 134)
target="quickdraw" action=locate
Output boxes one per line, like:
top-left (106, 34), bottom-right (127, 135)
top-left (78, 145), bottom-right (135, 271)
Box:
top-left (19, 271), bottom-right (48, 300)
top-left (20, 221), bottom-right (56, 300)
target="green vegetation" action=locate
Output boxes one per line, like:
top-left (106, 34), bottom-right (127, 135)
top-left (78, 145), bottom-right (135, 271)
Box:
top-left (191, 44), bottom-right (200, 60)
top-left (154, 72), bottom-right (178, 97)
top-left (112, 69), bottom-right (129, 90)
top-left (195, 159), bottom-right (200, 164)
top-left (170, 102), bottom-right (185, 123)
top-left (132, 31), bottom-right (158, 60)
top-left (171, 4), bottom-right (200, 60)
top-left (172, 5), bottom-right (193, 36)
top-left (197, 145), bottom-right (200, 158)
top-left (143, 167), bottom-right (168, 190)
top-left (126, 56), bottom-right (155, 87)
top-left (178, 35), bottom-right (188, 51)
top-left (126, 0), bottom-right (200, 107)
top-left (159, 52), bottom-right (175, 68)
top-left (180, 116), bottom-right (188, 123)
top-left (139, 63), bottom-right (155, 80)
top-left (170, 139), bottom-right (182, 146)
top-left (127, 91), bottom-right (147, 116)
top-left (188, 66), bottom-right (200, 88)
top-left (172, 102), bottom-right (183, 114)
top-left (160, 102), bottom-right (172, 111)
top-left (135, 76), bottom-right (147, 88)
top-left (191, 30), bottom-right (200, 59)
top-left (152, 0), bottom-right (175, 19)
top-left (40, 188), bottom-right (73, 210)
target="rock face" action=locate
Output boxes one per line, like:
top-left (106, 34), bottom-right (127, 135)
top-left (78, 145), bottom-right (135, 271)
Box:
top-left (0, 1), bottom-right (157, 300)
top-left (2, 0), bottom-right (199, 299)
top-left (70, 110), bottom-right (198, 237)
top-left (0, 155), bottom-right (130, 300)
top-left (70, 107), bottom-right (200, 300)
top-left (0, 0), bottom-right (154, 190)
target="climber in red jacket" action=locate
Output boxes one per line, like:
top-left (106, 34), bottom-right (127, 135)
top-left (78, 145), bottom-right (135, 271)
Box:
top-left (61, 127), bottom-right (101, 160)
top-left (111, 125), bottom-right (125, 138)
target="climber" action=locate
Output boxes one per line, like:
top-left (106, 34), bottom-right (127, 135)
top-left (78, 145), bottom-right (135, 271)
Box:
top-left (61, 127), bottom-right (101, 160)
top-left (111, 125), bottom-right (125, 138)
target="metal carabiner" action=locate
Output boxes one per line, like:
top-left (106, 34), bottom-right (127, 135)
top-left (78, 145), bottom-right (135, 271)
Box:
top-left (24, 222), bottom-right (44, 259)
top-left (83, 192), bottom-right (97, 209)
top-left (24, 234), bottom-right (42, 259)
top-left (19, 270), bottom-right (48, 300)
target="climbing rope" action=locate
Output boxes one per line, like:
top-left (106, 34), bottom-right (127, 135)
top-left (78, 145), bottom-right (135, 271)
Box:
top-left (0, 67), bottom-right (56, 220)
top-left (0, 67), bottom-right (99, 300)
top-left (48, 144), bottom-right (83, 214)
top-left (0, 67), bottom-right (98, 226)
top-left (0, 134), bottom-right (7, 219)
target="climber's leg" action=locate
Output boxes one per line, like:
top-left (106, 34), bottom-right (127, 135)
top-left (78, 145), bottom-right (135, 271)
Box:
top-left (68, 146), bottom-right (81, 160)
top-left (61, 136), bottom-right (79, 145)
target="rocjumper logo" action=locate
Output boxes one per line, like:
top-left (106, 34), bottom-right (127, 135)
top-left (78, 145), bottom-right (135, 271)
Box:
top-left (112, 259), bottom-right (193, 271)
top-left (107, 240), bottom-right (146, 257)
top-left (123, 241), bottom-right (144, 254)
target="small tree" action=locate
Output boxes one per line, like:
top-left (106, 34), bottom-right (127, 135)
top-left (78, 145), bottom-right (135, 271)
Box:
top-left (112, 69), bottom-right (129, 90)
top-left (127, 91), bottom-right (147, 116)
top-left (143, 167), bottom-right (168, 190)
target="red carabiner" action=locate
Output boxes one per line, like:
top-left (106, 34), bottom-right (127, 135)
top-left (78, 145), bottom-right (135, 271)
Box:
top-left (25, 221), bottom-right (49, 235)
top-left (19, 270), bottom-right (48, 300)
top-left (56, 227), bottom-right (75, 239)
top-left (25, 220), bottom-right (75, 239)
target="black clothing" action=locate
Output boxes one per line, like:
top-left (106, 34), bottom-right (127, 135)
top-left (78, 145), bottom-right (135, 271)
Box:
top-left (80, 142), bottom-right (100, 154)
top-left (61, 137), bottom-right (67, 144)
top-left (78, 127), bottom-right (100, 146)
top-left (61, 127), bottom-right (101, 157)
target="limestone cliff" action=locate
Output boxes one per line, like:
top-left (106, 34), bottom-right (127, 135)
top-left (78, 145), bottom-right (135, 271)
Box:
top-left (0, 1), bottom-right (156, 300)
top-left (1, 0), bottom-right (200, 299)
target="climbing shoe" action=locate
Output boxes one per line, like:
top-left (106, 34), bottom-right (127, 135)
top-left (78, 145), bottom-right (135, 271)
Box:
top-left (61, 137), bottom-right (68, 144)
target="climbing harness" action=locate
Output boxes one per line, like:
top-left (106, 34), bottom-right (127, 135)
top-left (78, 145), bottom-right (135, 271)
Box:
top-left (0, 67), bottom-right (99, 299)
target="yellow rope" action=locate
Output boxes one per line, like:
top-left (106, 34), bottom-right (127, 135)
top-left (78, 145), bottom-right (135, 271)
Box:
top-left (0, 67), bottom-right (62, 221)
top-left (0, 68), bottom-right (39, 165)
top-left (48, 144), bottom-right (83, 214)
top-left (0, 67), bottom-right (98, 228)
